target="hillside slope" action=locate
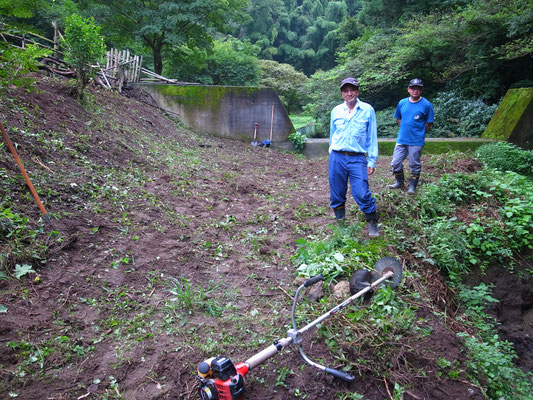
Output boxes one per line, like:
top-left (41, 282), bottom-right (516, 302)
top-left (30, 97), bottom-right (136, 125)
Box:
top-left (0, 75), bottom-right (501, 400)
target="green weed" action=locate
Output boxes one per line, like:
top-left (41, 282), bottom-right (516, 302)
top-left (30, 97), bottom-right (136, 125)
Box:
top-left (164, 277), bottom-right (223, 317)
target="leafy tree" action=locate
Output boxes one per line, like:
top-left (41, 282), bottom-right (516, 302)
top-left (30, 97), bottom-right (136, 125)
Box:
top-left (81, 0), bottom-right (249, 75)
top-left (335, 0), bottom-right (533, 107)
top-left (0, 0), bottom-right (43, 18)
top-left (203, 38), bottom-right (260, 86)
top-left (62, 14), bottom-right (106, 100)
top-left (166, 36), bottom-right (260, 85)
top-left (242, 0), bottom-right (352, 74)
top-left (259, 59), bottom-right (310, 113)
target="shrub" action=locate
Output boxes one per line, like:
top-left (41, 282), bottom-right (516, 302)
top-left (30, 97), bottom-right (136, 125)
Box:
top-left (476, 141), bottom-right (533, 177)
top-left (430, 90), bottom-right (498, 137)
top-left (62, 14), bottom-right (106, 100)
top-left (0, 44), bottom-right (51, 92)
top-left (288, 131), bottom-right (308, 153)
top-left (376, 107), bottom-right (398, 138)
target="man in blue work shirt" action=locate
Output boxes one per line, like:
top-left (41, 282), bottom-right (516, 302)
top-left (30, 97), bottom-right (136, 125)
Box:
top-left (329, 77), bottom-right (379, 237)
top-left (389, 78), bottom-right (434, 194)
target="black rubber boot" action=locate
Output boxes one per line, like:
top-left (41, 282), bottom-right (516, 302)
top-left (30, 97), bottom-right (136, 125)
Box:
top-left (365, 212), bottom-right (379, 237)
top-left (407, 175), bottom-right (420, 195)
top-left (388, 171), bottom-right (404, 189)
top-left (333, 206), bottom-right (346, 227)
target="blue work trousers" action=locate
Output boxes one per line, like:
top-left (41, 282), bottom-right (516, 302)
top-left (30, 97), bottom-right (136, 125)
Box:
top-left (391, 144), bottom-right (423, 176)
top-left (328, 151), bottom-right (377, 214)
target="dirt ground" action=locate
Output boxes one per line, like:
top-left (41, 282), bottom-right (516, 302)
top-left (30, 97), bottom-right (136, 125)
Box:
top-left (0, 75), bottom-right (528, 400)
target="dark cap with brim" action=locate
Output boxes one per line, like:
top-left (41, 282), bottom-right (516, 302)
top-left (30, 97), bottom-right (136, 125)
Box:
top-left (340, 77), bottom-right (359, 89)
top-left (408, 78), bottom-right (424, 87)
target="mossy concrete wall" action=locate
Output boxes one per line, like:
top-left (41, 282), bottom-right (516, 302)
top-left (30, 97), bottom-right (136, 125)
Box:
top-left (136, 83), bottom-right (295, 145)
top-left (482, 87), bottom-right (533, 149)
top-left (303, 138), bottom-right (495, 159)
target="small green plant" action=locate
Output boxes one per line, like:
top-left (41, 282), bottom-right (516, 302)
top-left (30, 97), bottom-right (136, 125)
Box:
top-left (164, 277), bottom-right (223, 317)
top-left (288, 131), bottom-right (308, 153)
top-left (275, 366), bottom-right (293, 388)
top-left (1, 207), bottom-right (45, 275)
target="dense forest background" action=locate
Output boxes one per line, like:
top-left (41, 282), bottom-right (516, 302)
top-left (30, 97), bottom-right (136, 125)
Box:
top-left (2, 0), bottom-right (533, 134)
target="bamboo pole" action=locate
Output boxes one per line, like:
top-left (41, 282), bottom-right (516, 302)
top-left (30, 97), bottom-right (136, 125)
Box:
top-left (0, 121), bottom-right (49, 221)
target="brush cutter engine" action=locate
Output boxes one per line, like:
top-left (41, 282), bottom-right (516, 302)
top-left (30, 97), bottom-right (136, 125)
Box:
top-left (197, 356), bottom-right (248, 400)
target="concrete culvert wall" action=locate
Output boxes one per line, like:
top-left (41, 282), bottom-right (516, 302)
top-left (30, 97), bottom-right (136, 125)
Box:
top-left (483, 87), bottom-right (533, 150)
top-left (135, 83), bottom-right (295, 149)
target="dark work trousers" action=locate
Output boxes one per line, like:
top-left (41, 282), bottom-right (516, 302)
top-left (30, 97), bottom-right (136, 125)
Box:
top-left (391, 144), bottom-right (423, 175)
top-left (328, 151), bottom-right (377, 214)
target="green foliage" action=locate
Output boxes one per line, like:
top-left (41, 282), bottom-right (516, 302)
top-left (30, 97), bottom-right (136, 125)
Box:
top-left (375, 107), bottom-right (397, 137)
top-left (333, 0), bottom-right (533, 109)
top-left (289, 112), bottom-right (315, 130)
top-left (430, 90), bottom-right (499, 137)
top-left (83, 0), bottom-right (248, 75)
top-left (259, 59), bottom-right (310, 113)
top-left (419, 169), bottom-right (533, 283)
top-left (347, 286), bottom-right (416, 333)
top-left (288, 131), bottom-right (308, 153)
top-left (243, 0), bottom-right (349, 74)
top-left (0, 0), bottom-right (42, 18)
top-left (423, 217), bottom-right (472, 283)
top-left (476, 141), bottom-right (533, 177)
top-left (293, 228), bottom-right (385, 282)
top-left (456, 283), bottom-right (533, 400)
top-left (334, 286), bottom-right (417, 376)
top-left (62, 14), bottom-right (106, 100)
top-left (202, 38), bottom-right (260, 86)
top-left (13, 264), bottom-right (35, 279)
top-left (0, 207), bottom-right (44, 275)
top-left (0, 44), bottom-right (51, 93)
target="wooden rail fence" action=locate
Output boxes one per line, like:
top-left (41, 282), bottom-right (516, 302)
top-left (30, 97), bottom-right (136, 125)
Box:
top-left (1, 22), bottom-right (180, 90)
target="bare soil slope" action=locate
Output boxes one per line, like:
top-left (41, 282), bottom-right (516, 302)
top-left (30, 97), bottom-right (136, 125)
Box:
top-left (0, 75), bottom-right (501, 400)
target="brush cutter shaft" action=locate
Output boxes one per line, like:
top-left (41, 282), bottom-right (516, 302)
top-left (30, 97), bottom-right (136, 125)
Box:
top-left (245, 337), bottom-right (292, 370)
top-left (245, 271), bottom-right (393, 371)
top-left (299, 270), bottom-right (393, 334)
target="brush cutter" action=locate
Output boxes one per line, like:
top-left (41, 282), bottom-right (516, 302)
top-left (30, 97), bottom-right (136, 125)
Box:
top-left (196, 257), bottom-right (403, 400)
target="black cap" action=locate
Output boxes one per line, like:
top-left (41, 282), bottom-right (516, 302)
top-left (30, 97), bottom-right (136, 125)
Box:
top-left (340, 77), bottom-right (359, 89)
top-left (408, 78), bottom-right (424, 87)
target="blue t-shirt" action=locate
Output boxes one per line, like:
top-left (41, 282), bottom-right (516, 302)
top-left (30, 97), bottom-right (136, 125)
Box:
top-left (394, 97), bottom-right (434, 146)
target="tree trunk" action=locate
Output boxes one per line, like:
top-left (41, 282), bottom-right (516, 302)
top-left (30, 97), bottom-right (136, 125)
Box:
top-left (153, 46), bottom-right (163, 75)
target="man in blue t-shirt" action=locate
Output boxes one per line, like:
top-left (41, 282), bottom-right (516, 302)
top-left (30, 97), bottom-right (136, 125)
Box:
top-left (389, 78), bottom-right (434, 194)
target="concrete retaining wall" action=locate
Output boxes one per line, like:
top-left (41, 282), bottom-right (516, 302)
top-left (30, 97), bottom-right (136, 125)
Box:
top-left (482, 87), bottom-right (533, 150)
top-left (135, 83), bottom-right (295, 146)
top-left (303, 138), bottom-right (495, 159)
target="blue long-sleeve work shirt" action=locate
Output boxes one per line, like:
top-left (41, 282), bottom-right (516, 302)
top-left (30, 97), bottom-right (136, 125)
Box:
top-left (329, 100), bottom-right (378, 168)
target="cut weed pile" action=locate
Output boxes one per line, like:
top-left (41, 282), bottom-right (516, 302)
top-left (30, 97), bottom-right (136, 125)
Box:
top-left (1, 75), bottom-right (531, 400)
